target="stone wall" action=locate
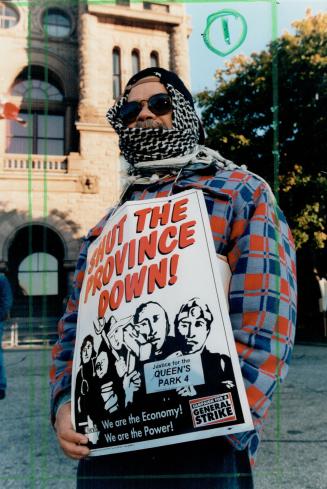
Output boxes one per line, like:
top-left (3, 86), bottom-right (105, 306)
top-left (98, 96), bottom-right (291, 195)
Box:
top-left (0, 2), bottom-right (191, 271)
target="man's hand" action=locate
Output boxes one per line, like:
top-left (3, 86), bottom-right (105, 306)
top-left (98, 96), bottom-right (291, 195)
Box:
top-left (55, 402), bottom-right (90, 460)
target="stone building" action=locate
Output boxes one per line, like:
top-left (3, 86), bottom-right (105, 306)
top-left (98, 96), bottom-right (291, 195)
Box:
top-left (0, 0), bottom-right (191, 321)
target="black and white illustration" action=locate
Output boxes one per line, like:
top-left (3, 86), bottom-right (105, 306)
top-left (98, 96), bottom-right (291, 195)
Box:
top-left (72, 189), bottom-right (253, 455)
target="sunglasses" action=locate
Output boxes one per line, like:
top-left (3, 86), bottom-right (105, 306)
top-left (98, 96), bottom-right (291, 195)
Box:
top-left (119, 93), bottom-right (172, 125)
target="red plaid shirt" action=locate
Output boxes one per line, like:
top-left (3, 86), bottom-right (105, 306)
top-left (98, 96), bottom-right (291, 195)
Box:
top-left (50, 165), bottom-right (297, 465)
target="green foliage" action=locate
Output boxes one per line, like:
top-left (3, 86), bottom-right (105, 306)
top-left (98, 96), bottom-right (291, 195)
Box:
top-left (197, 10), bottom-right (327, 251)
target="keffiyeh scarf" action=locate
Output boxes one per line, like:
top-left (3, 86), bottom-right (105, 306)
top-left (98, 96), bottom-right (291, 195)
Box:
top-left (106, 84), bottom-right (201, 165)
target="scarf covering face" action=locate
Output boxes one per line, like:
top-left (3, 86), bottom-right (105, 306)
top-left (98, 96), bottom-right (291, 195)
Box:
top-left (106, 83), bottom-right (201, 165)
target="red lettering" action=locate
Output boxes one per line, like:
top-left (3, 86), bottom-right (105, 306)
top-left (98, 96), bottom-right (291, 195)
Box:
top-left (147, 258), bottom-right (168, 294)
top-left (84, 274), bottom-right (94, 303)
top-left (124, 266), bottom-right (147, 302)
top-left (134, 207), bottom-right (152, 233)
top-left (158, 226), bottom-right (178, 254)
top-left (117, 214), bottom-right (127, 245)
top-left (109, 280), bottom-right (124, 310)
top-left (98, 289), bottom-right (109, 317)
top-left (179, 220), bottom-right (196, 249)
top-left (149, 203), bottom-right (171, 228)
top-left (88, 249), bottom-right (97, 274)
top-left (172, 198), bottom-right (188, 223)
top-left (92, 265), bottom-right (103, 295)
top-left (105, 228), bottom-right (116, 255)
top-left (115, 243), bottom-right (128, 275)
top-left (95, 238), bottom-right (106, 267)
top-left (169, 254), bottom-right (179, 285)
top-left (102, 256), bottom-right (114, 285)
top-left (128, 239), bottom-right (136, 269)
top-left (138, 231), bottom-right (158, 265)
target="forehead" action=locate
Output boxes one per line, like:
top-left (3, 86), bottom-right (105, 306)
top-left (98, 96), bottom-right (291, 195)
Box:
top-left (139, 303), bottom-right (163, 318)
top-left (127, 81), bottom-right (168, 102)
top-left (179, 306), bottom-right (204, 321)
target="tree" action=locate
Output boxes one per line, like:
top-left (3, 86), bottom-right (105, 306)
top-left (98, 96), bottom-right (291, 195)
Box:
top-left (197, 10), bottom-right (327, 254)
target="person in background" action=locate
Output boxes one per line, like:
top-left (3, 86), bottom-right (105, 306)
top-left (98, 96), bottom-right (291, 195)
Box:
top-left (0, 273), bottom-right (13, 400)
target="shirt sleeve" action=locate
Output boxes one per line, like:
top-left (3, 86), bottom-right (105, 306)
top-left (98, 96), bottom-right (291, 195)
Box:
top-left (225, 180), bottom-right (297, 464)
top-left (49, 237), bottom-right (90, 424)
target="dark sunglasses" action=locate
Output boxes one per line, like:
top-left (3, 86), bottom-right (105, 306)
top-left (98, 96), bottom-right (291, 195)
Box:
top-left (119, 93), bottom-right (172, 124)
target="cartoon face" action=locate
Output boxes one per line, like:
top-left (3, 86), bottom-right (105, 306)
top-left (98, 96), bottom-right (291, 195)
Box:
top-left (95, 351), bottom-right (109, 379)
top-left (108, 326), bottom-right (124, 351)
top-left (81, 340), bottom-right (93, 364)
top-left (135, 303), bottom-right (168, 353)
top-left (176, 305), bottom-right (209, 354)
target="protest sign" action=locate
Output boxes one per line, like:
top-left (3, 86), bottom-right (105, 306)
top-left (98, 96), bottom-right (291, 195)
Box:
top-left (72, 189), bottom-right (253, 456)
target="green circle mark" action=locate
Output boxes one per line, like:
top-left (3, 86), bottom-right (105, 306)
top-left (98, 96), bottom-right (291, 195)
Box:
top-left (202, 10), bottom-right (248, 57)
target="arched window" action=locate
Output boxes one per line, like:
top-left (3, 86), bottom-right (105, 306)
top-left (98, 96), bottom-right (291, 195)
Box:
top-left (18, 252), bottom-right (58, 296)
top-left (131, 49), bottom-right (140, 76)
top-left (0, 2), bottom-right (19, 29)
top-left (8, 224), bottom-right (66, 318)
top-left (6, 68), bottom-right (67, 155)
top-left (112, 47), bottom-right (122, 99)
top-left (43, 8), bottom-right (71, 38)
top-left (12, 79), bottom-right (63, 102)
top-left (150, 51), bottom-right (159, 68)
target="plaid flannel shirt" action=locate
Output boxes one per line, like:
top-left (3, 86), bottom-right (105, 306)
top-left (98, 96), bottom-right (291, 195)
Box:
top-left (50, 165), bottom-right (297, 466)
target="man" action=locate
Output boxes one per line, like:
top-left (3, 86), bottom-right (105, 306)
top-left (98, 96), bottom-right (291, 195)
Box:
top-left (0, 273), bottom-right (13, 400)
top-left (133, 301), bottom-right (175, 361)
top-left (174, 297), bottom-right (213, 355)
top-left (174, 297), bottom-right (237, 399)
top-left (51, 67), bottom-right (297, 488)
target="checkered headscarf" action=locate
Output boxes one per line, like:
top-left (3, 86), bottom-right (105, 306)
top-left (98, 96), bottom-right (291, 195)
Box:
top-left (106, 71), bottom-right (203, 166)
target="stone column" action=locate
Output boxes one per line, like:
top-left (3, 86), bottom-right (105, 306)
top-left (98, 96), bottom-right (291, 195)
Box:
top-left (78, 10), bottom-right (99, 122)
top-left (170, 19), bottom-right (191, 89)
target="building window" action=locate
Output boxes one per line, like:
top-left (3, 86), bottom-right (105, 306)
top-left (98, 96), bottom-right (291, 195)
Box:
top-left (150, 51), bottom-right (159, 68)
top-left (18, 252), bottom-right (58, 296)
top-left (0, 2), bottom-right (19, 28)
top-left (11, 79), bottom-right (63, 102)
top-left (113, 47), bottom-right (122, 100)
top-left (43, 8), bottom-right (71, 38)
top-left (6, 113), bottom-right (64, 155)
top-left (6, 76), bottom-right (65, 155)
top-left (132, 49), bottom-right (140, 76)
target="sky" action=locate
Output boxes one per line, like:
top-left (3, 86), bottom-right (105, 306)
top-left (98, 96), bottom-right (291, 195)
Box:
top-left (186, 0), bottom-right (327, 94)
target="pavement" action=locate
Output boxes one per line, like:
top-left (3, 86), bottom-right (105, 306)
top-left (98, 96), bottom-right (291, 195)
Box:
top-left (0, 344), bottom-right (326, 489)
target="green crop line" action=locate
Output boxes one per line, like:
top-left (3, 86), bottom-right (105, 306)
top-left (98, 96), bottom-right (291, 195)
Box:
top-left (270, 2), bottom-right (282, 485)
top-left (26, 5), bottom-right (36, 488)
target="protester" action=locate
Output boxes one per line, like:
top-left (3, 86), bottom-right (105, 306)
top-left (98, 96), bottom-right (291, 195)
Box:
top-left (50, 67), bottom-right (297, 488)
top-left (0, 273), bottom-right (13, 400)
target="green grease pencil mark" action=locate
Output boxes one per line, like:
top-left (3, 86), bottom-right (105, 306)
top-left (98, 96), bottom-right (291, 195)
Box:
top-left (221, 17), bottom-right (231, 45)
top-left (202, 10), bottom-right (248, 57)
